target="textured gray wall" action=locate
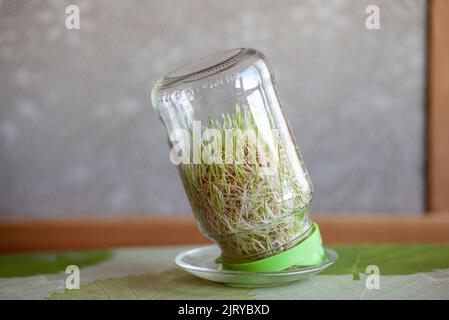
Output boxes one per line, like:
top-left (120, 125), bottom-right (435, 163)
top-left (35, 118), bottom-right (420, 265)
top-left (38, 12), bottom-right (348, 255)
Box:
top-left (0, 0), bottom-right (427, 218)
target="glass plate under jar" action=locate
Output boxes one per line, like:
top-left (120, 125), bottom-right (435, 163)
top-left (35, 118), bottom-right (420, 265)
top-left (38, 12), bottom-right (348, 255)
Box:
top-left (175, 244), bottom-right (338, 287)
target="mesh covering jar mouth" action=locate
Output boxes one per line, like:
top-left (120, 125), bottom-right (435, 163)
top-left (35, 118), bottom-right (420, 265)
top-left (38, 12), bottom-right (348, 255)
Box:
top-left (152, 48), bottom-right (317, 268)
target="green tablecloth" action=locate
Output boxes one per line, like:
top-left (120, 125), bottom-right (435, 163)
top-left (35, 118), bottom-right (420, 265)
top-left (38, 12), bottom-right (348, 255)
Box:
top-left (1, 244), bottom-right (449, 299)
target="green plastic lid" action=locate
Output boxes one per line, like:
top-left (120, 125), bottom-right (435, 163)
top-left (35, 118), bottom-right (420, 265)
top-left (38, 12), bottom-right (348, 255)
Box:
top-left (221, 223), bottom-right (325, 272)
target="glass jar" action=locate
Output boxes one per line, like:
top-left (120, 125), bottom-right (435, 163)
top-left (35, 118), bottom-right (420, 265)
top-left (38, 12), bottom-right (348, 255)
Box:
top-left (152, 48), bottom-right (318, 268)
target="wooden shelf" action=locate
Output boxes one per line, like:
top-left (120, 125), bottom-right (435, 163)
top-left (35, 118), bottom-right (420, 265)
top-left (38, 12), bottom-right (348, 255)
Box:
top-left (1, 214), bottom-right (449, 253)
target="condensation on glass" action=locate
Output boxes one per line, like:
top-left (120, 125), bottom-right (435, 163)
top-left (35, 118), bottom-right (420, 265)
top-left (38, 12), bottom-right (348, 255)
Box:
top-left (152, 48), bottom-right (313, 263)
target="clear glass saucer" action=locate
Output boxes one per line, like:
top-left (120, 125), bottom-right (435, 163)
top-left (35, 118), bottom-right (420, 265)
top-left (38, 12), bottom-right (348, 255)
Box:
top-left (175, 245), bottom-right (338, 287)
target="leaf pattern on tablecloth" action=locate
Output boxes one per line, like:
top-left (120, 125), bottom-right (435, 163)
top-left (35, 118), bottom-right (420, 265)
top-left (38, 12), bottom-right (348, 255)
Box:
top-left (52, 269), bottom-right (251, 300)
top-left (2, 245), bottom-right (449, 300)
top-left (0, 251), bottom-right (111, 277)
top-left (323, 245), bottom-right (449, 279)
top-left (251, 270), bottom-right (449, 300)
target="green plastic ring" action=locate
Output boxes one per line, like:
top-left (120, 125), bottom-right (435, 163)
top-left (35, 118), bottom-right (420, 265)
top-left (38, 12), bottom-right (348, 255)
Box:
top-left (221, 223), bottom-right (325, 272)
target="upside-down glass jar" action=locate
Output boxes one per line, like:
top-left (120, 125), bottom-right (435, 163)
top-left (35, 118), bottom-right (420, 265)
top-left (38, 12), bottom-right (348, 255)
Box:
top-left (152, 48), bottom-right (324, 272)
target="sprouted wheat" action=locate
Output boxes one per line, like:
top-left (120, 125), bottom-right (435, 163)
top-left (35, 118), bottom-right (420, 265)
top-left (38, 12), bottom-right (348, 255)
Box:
top-left (179, 104), bottom-right (312, 263)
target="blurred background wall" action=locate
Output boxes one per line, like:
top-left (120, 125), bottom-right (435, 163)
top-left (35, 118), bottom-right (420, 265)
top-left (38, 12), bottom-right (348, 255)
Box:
top-left (0, 0), bottom-right (427, 218)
